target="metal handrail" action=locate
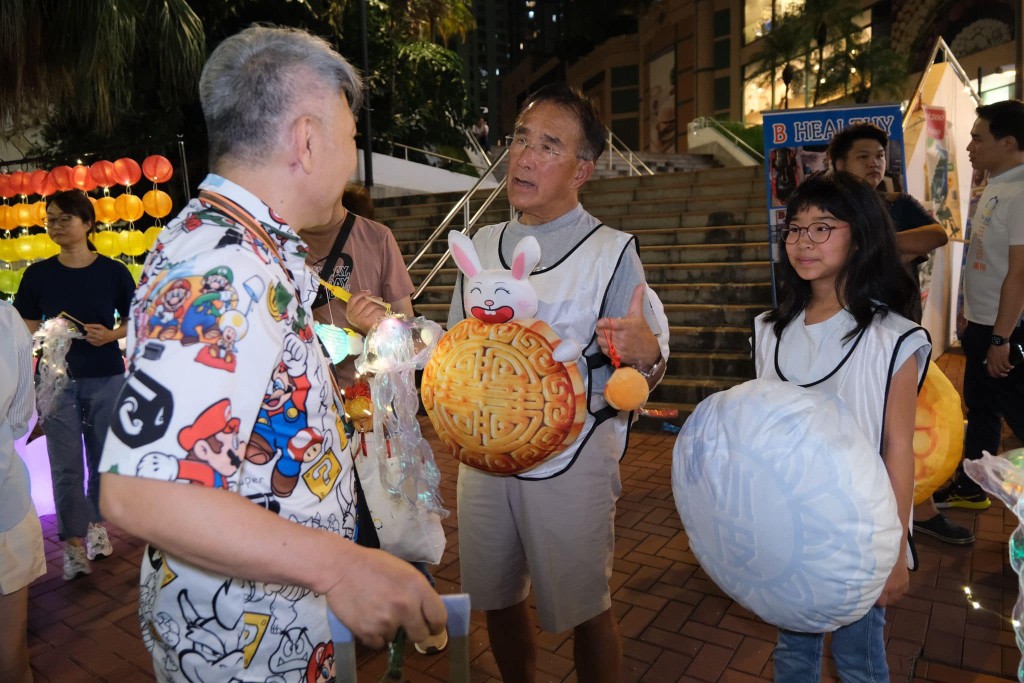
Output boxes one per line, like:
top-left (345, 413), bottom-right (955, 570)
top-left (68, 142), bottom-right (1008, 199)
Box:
top-left (605, 129), bottom-right (655, 175)
top-left (690, 117), bottom-right (765, 162)
top-left (387, 141), bottom-right (491, 173)
top-left (904, 37), bottom-right (982, 121)
top-left (407, 146), bottom-right (510, 276)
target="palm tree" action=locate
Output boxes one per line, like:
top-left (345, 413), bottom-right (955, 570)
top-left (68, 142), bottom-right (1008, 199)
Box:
top-left (384, 0), bottom-right (475, 45)
top-left (1, 0), bottom-right (205, 138)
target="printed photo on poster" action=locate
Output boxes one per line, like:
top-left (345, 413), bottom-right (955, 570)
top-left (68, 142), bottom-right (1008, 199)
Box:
top-left (648, 50), bottom-right (676, 154)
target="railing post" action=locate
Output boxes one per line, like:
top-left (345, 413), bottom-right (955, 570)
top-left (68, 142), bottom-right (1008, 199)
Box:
top-left (464, 200), bottom-right (471, 233)
top-left (607, 130), bottom-right (613, 171)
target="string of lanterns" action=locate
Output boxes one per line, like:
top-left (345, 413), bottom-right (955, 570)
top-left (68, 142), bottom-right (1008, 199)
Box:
top-left (0, 154), bottom-right (175, 295)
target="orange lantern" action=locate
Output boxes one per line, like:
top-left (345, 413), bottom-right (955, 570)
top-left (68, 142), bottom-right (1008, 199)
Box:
top-left (33, 201), bottom-right (47, 227)
top-left (142, 155), bottom-right (174, 183)
top-left (142, 189), bottom-right (172, 218)
top-left (71, 165), bottom-right (98, 192)
top-left (0, 175), bottom-right (11, 199)
top-left (9, 171), bottom-right (31, 197)
top-left (0, 206), bottom-right (13, 231)
top-left (913, 362), bottom-right (965, 504)
top-left (14, 203), bottom-right (34, 227)
top-left (90, 160), bottom-right (118, 188)
top-left (50, 166), bottom-right (74, 191)
top-left (115, 193), bottom-right (145, 222)
top-left (94, 196), bottom-right (118, 224)
top-left (112, 158), bottom-right (142, 186)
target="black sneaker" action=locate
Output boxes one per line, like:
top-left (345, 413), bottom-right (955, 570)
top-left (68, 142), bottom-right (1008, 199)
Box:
top-left (912, 513), bottom-right (975, 545)
top-left (933, 480), bottom-right (991, 510)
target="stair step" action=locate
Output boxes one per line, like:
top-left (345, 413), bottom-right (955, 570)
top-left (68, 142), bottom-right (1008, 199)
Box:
top-left (638, 243), bottom-right (770, 264)
top-left (649, 376), bottom-right (747, 405)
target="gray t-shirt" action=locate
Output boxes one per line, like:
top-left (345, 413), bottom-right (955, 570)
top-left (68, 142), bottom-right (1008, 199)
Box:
top-left (448, 203), bottom-right (663, 337)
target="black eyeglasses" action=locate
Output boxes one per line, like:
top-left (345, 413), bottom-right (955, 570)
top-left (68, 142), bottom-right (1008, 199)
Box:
top-left (779, 222), bottom-right (849, 244)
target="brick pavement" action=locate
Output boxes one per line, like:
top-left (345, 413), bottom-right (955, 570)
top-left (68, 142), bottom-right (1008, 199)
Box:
top-left (24, 349), bottom-right (1023, 682)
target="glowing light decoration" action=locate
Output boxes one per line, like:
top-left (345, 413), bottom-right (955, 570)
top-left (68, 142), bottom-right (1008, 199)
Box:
top-left (33, 317), bottom-right (84, 419)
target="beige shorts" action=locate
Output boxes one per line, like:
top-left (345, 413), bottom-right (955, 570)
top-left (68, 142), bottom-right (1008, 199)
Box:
top-left (0, 503), bottom-right (46, 595)
top-left (456, 419), bottom-right (623, 633)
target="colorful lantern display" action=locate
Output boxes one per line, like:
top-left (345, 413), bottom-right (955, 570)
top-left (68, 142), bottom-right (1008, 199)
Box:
top-left (115, 193), bottom-right (145, 222)
top-left (143, 190), bottom-right (172, 218)
top-left (142, 155), bottom-right (174, 183)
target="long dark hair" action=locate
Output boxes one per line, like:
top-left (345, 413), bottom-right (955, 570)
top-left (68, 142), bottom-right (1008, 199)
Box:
top-left (765, 171), bottom-right (917, 341)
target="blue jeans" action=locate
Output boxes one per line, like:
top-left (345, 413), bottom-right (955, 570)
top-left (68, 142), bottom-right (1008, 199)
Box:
top-left (42, 375), bottom-right (123, 541)
top-left (774, 606), bottom-right (888, 682)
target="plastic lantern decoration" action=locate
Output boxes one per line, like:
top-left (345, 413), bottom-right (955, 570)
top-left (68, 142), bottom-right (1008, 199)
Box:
top-left (112, 158), bottom-right (142, 187)
top-left (0, 269), bottom-right (17, 294)
top-left (29, 169), bottom-right (49, 196)
top-left (90, 160), bottom-right (118, 188)
top-left (142, 155), bottom-right (174, 183)
top-left (49, 166), bottom-right (75, 191)
top-left (15, 236), bottom-right (35, 260)
top-left (9, 171), bottom-right (32, 197)
top-left (40, 234), bottom-right (59, 258)
top-left (71, 165), bottom-right (98, 192)
top-left (36, 171), bottom-right (59, 198)
top-left (0, 174), bottom-right (11, 199)
top-left (672, 379), bottom-right (902, 633)
top-left (0, 206), bottom-right (13, 231)
top-left (127, 262), bottom-right (145, 283)
top-left (0, 240), bottom-right (15, 262)
top-left (14, 203), bottom-right (34, 228)
top-left (120, 229), bottom-right (147, 256)
top-left (32, 202), bottom-right (47, 227)
top-left (913, 362), bottom-right (965, 504)
top-left (94, 197), bottom-right (118, 224)
top-left (91, 231), bottom-right (120, 257)
top-left (115, 193), bottom-right (145, 222)
top-left (142, 189), bottom-right (172, 218)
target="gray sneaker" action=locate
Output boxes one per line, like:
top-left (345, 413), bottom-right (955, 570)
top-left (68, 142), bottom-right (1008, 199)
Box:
top-left (86, 524), bottom-right (113, 561)
top-left (63, 544), bottom-right (92, 581)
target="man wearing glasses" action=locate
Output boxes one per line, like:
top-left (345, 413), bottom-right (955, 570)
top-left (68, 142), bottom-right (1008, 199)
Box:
top-left (447, 84), bottom-right (666, 683)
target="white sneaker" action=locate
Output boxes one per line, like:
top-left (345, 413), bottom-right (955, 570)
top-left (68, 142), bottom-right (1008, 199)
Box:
top-left (86, 524), bottom-right (113, 561)
top-left (63, 544), bottom-right (92, 581)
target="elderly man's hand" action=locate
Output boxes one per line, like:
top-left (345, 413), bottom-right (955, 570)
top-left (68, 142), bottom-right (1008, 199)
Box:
top-left (325, 545), bottom-right (446, 648)
top-left (346, 291), bottom-right (389, 335)
top-left (595, 284), bottom-right (661, 369)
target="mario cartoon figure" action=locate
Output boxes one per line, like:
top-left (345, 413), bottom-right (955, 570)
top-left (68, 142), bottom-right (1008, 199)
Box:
top-left (306, 642), bottom-right (334, 683)
top-left (136, 399), bottom-right (244, 489)
top-left (247, 334), bottom-right (310, 471)
top-left (273, 427), bottom-right (324, 497)
top-left (147, 278), bottom-right (192, 340)
top-left (181, 266), bottom-right (236, 346)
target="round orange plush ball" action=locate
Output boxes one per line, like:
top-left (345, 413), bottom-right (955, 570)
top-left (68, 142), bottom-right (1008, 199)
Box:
top-left (604, 366), bottom-right (650, 411)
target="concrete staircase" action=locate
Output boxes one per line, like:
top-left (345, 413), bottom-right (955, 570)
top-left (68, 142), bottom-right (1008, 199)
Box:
top-left (375, 166), bottom-right (772, 423)
top-left (484, 150), bottom-right (719, 183)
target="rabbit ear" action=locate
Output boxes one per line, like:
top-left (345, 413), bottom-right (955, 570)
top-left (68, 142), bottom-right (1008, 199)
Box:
top-left (448, 231), bottom-right (481, 278)
top-left (510, 236), bottom-right (541, 281)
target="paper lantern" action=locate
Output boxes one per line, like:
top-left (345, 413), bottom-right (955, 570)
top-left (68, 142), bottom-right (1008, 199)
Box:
top-left (0, 240), bottom-right (16, 262)
top-left (112, 158), bottom-right (142, 186)
top-left (144, 226), bottom-right (163, 249)
top-left (50, 166), bottom-right (74, 191)
top-left (90, 160), bottom-right (118, 188)
top-left (32, 202), bottom-right (46, 227)
top-left (115, 193), bottom-right (145, 222)
top-left (14, 236), bottom-right (35, 260)
top-left (91, 231), bottom-right (121, 257)
top-left (40, 234), bottom-right (59, 257)
top-left (913, 362), bottom-right (965, 504)
top-left (14, 203), bottom-right (34, 227)
top-left (142, 155), bottom-right (174, 183)
top-left (0, 269), bottom-right (17, 294)
top-left (29, 169), bottom-right (48, 196)
top-left (672, 379), bottom-right (901, 633)
top-left (120, 229), bottom-right (147, 256)
top-left (37, 171), bottom-right (59, 197)
top-left (0, 206), bottom-right (13, 231)
top-left (9, 171), bottom-right (31, 197)
top-left (142, 189), bottom-right (172, 218)
top-left (127, 262), bottom-right (145, 283)
top-left (0, 175), bottom-right (11, 199)
top-left (71, 165), bottom-right (98, 192)
top-left (94, 197), bottom-right (118, 224)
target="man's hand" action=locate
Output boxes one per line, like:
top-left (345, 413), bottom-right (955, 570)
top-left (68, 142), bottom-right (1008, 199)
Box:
top-left (876, 560), bottom-right (909, 607)
top-left (325, 546), bottom-right (446, 648)
top-left (83, 323), bottom-right (115, 346)
top-left (595, 284), bottom-right (660, 368)
top-left (986, 343), bottom-right (1014, 378)
top-left (956, 313), bottom-right (968, 339)
top-left (346, 291), bottom-right (389, 335)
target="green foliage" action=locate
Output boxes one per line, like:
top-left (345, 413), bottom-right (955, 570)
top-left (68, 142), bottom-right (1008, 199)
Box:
top-left (716, 121), bottom-right (765, 156)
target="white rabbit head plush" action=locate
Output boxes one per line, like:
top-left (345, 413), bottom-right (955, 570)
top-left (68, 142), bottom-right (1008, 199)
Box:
top-left (449, 231), bottom-right (540, 324)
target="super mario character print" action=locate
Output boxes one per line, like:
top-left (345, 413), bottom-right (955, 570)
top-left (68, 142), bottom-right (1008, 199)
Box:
top-left (136, 399), bottom-right (245, 490)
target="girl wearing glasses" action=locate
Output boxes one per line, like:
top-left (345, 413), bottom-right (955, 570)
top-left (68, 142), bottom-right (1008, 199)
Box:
top-left (751, 172), bottom-right (929, 681)
top-left (13, 190), bottom-right (136, 581)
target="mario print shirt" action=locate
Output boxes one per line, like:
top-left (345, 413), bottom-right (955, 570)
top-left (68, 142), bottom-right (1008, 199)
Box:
top-left (100, 175), bottom-right (352, 683)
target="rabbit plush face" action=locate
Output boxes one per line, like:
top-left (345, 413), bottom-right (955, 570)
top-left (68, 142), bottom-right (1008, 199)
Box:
top-left (449, 231), bottom-right (540, 324)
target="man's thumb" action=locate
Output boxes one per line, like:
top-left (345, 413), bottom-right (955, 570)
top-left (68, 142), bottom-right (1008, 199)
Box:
top-left (627, 284), bottom-right (646, 319)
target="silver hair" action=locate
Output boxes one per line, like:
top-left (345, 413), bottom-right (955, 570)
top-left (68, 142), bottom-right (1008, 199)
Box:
top-left (199, 26), bottom-right (363, 166)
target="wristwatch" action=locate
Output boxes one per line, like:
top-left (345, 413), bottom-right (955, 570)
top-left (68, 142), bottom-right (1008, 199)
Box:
top-left (634, 353), bottom-right (666, 379)
top-left (992, 335), bottom-right (1008, 346)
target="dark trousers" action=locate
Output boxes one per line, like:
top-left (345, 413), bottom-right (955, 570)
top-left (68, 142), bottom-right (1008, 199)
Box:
top-left (961, 322), bottom-right (1024, 465)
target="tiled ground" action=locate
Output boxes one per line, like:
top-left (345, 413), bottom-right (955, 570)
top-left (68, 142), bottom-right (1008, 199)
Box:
top-left (24, 349), bottom-right (1024, 682)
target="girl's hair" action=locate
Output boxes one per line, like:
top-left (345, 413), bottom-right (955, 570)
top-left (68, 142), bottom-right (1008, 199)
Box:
top-left (47, 190), bottom-right (97, 251)
top-left (765, 171), bottom-right (917, 341)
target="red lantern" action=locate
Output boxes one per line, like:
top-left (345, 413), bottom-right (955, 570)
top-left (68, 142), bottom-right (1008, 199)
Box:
top-left (112, 158), bottom-right (142, 186)
top-left (142, 155), bottom-right (174, 183)
top-left (9, 171), bottom-right (31, 197)
top-left (37, 172), bottom-right (59, 197)
top-left (90, 160), bottom-right (117, 188)
top-left (0, 175), bottom-right (11, 199)
top-left (50, 166), bottom-right (74, 191)
top-left (71, 165), bottom-right (98, 192)
top-left (29, 169), bottom-right (49, 196)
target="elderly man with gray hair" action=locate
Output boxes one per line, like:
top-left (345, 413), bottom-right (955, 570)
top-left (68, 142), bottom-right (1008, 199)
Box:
top-left (99, 26), bottom-right (445, 681)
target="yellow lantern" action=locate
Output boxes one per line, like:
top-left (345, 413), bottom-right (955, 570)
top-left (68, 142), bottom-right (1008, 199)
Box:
top-left (15, 236), bottom-right (34, 260)
top-left (13, 267), bottom-right (25, 290)
top-left (14, 203), bottom-right (34, 227)
top-left (91, 231), bottom-right (121, 257)
top-left (0, 239), bottom-right (16, 262)
top-left (115, 193), bottom-right (145, 223)
top-left (33, 201), bottom-right (47, 227)
top-left (144, 226), bottom-right (163, 250)
top-left (94, 197), bottom-right (118, 225)
top-left (40, 233), bottom-right (59, 257)
top-left (0, 205), bottom-right (13, 231)
top-left (913, 361), bottom-right (965, 504)
top-left (32, 234), bottom-right (50, 258)
top-left (142, 189), bottom-right (172, 218)
top-left (120, 229), bottom-right (147, 256)
top-left (127, 262), bottom-right (145, 283)
top-left (0, 269), bottom-right (17, 294)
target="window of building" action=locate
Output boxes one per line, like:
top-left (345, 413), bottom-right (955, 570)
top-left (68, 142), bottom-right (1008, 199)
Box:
top-left (714, 76), bottom-right (731, 112)
top-left (743, 0), bottom-right (806, 44)
top-left (714, 9), bottom-right (731, 37)
top-left (714, 38), bottom-right (731, 70)
top-left (611, 65), bottom-right (639, 88)
top-left (612, 88), bottom-right (639, 114)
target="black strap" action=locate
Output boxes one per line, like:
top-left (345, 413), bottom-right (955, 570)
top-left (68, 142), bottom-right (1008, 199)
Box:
top-left (312, 211), bottom-right (357, 309)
